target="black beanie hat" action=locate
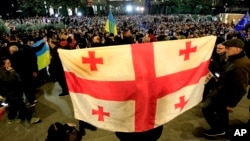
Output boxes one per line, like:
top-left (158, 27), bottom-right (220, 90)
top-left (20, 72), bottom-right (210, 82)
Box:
top-left (222, 39), bottom-right (245, 49)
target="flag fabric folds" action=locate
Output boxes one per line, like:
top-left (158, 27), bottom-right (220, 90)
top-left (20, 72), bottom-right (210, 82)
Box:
top-left (58, 36), bottom-right (217, 132)
top-left (32, 39), bottom-right (50, 71)
top-left (235, 12), bottom-right (250, 31)
top-left (105, 11), bottom-right (117, 35)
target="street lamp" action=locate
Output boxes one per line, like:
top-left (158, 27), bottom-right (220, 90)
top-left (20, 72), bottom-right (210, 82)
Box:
top-left (224, 3), bottom-right (228, 13)
top-left (58, 6), bottom-right (62, 16)
top-left (44, 1), bottom-right (48, 16)
top-left (135, 6), bottom-right (144, 14)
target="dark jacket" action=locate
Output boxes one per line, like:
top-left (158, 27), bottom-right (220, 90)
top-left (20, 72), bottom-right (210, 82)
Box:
top-left (6, 43), bottom-right (38, 80)
top-left (209, 53), bottom-right (227, 77)
top-left (115, 125), bottom-right (163, 141)
top-left (46, 122), bottom-right (82, 141)
top-left (0, 67), bottom-right (23, 101)
top-left (211, 52), bottom-right (250, 107)
top-left (49, 45), bottom-right (64, 78)
top-left (120, 36), bottom-right (135, 45)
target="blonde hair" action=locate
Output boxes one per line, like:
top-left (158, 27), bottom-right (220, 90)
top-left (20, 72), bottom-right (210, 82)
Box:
top-left (9, 45), bottom-right (19, 54)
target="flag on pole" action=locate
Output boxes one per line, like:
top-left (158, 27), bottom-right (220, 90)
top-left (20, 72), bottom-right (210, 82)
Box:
top-left (32, 39), bottom-right (50, 71)
top-left (58, 36), bottom-right (217, 132)
top-left (235, 12), bottom-right (250, 31)
top-left (105, 11), bottom-right (117, 35)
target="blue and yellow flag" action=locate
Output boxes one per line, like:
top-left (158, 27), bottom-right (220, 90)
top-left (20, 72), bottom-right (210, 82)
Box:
top-left (32, 39), bottom-right (50, 71)
top-left (105, 11), bottom-right (117, 35)
top-left (235, 12), bottom-right (250, 31)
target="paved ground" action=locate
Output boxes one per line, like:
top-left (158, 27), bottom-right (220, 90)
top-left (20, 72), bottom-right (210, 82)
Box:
top-left (0, 82), bottom-right (249, 141)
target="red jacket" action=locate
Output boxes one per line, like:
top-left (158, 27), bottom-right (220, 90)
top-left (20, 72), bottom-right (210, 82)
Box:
top-left (148, 34), bottom-right (158, 42)
top-left (59, 39), bottom-right (77, 49)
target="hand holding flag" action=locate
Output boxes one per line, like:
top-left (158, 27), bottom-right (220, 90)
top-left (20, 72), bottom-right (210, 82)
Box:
top-left (105, 11), bottom-right (117, 36)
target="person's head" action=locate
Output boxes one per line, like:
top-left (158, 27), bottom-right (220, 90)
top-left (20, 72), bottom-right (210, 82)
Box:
top-left (48, 38), bottom-right (58, 48)
top-left (222, 39), bottom-right (244, 57)
top-left (216, 43), bottom-right (226, 55)
top-left (8, 34), bottom-right (17, 42)
top-left (109, 33), bottom-right (114, 38)
top-left (123, 28), bottom-right (132, 37)
top-left (92, 35), bottom-right (100, 43)
top-left (147, 29), bottom-right (154, 35)
top-left (46, 122), bottom-right (66, 141)
top-left (0, 57), bottom-right (11, 68)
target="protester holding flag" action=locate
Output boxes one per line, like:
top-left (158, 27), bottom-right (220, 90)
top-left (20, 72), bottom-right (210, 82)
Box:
top-left (105, 11), bottom-right (117, 36)
top-left (202, 39), bottom-right (250, 137)
top-left (48, 38), bottom-right (69, 96)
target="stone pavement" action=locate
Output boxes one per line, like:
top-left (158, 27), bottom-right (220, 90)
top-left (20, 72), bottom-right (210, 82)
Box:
top-left (0, 82), bottom-right (249, 141)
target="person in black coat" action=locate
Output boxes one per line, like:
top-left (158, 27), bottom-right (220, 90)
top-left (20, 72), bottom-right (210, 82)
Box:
top-left (4, 35), bottom-right (40, 106)
top-left (0, 57), bottom-right (40, 123)
top-left (202, 39), bottom-right (250, 137)
top-left (120, 29), bottom-right (135, 45)
top-left (48, 38), bottom-right (69, 96)
top-left (203, 43), bottom-right (227, 100)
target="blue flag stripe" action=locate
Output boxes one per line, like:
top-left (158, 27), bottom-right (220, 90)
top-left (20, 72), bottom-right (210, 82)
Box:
top-left (32, 39), bottom-right (49, 56)
top-left (235, 12), bottom-right (250, 31)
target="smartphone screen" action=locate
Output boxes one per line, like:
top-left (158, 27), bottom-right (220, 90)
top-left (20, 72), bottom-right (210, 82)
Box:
top-left (1, 102), bottom-right (8, 106)
top-left (214, 72), bottom-right (220, 78)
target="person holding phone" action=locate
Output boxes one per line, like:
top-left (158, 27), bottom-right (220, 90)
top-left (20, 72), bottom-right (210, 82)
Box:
top-left (0, 57), bottom-right (40, 124)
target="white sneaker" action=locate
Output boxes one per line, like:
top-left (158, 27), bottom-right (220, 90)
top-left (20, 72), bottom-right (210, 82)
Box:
top-left (29, 117), bottom-right (40, 124)
top-left (15, 119), bottom-right (21, 123)
top-left (8, 120), bottom-right (14, 124)
top-left (26, 103), bottom-right (36, 107)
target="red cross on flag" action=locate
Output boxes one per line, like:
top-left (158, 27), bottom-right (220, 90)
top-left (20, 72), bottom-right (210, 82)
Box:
top-left (58, 36), bottom-right (216, 132)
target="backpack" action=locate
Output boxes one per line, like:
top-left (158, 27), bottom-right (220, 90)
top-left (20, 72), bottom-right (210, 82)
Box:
top-left (65, 127), bottom-right (82, 141)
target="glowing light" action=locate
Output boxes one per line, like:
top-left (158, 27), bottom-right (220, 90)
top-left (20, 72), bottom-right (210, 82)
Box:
top-left (126, 5), bottom-right (133, 12)
top-left (77, 12), bottom-right (82, 16)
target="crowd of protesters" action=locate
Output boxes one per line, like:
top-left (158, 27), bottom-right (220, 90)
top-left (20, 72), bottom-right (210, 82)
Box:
top-left (0, 14), bottom-right (250, 140)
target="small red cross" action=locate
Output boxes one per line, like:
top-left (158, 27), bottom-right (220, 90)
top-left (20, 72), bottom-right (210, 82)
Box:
top-left (175, 96), bottom-right (189, 111)
top-left (92, 106), bottom-right (110, 121)
top-left (82, 51), bottom-right (103, 71)
top-left (179, 41), bottom-right (197, 61)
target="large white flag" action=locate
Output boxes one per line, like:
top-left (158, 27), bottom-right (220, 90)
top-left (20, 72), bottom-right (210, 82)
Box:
top-left (58, 36), bottom-right (216, 132)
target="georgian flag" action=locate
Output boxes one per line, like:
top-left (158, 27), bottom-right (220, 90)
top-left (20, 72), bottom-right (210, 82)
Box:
top-left (58, 36), bottom-right (216, 132)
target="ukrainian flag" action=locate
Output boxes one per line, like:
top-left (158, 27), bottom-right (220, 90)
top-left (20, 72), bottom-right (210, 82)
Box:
top-left (105, 11), bottom-right (117, 35)
top-left (32, 39), bottom-right (50, 71)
